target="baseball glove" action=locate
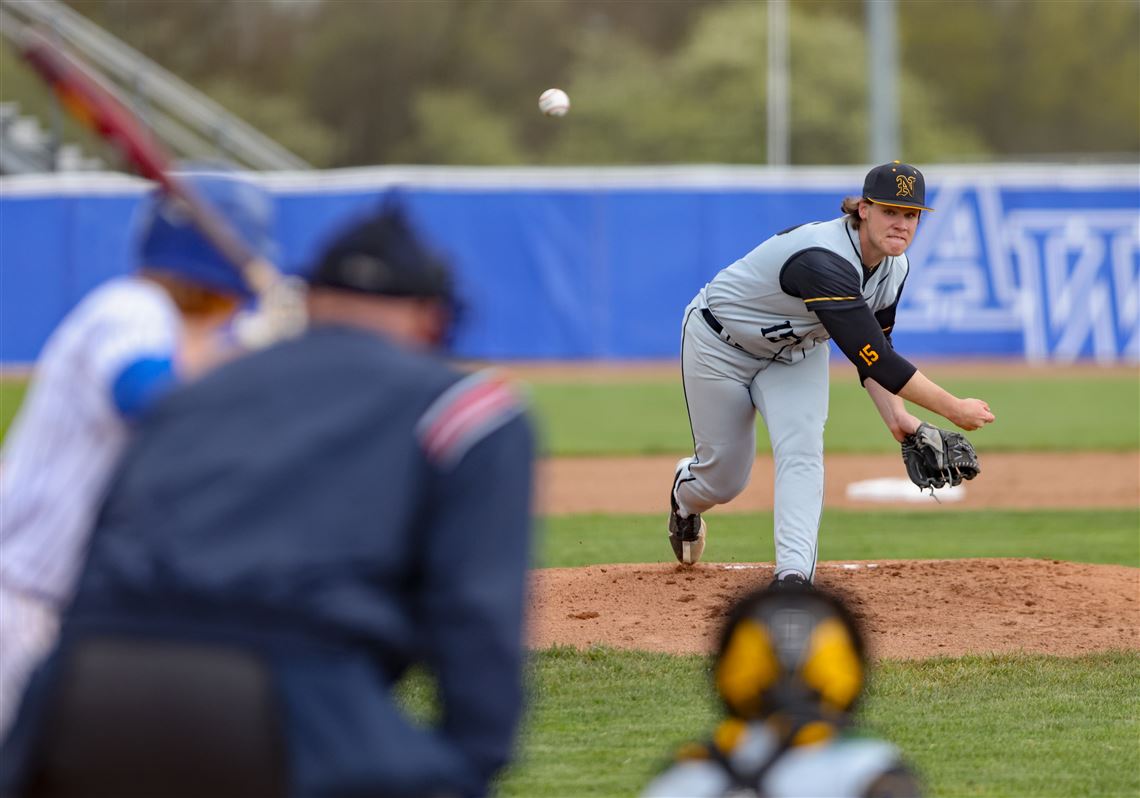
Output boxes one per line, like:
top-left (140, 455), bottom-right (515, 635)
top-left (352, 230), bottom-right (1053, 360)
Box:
top-left (900, 422), bottom-right (981, 491)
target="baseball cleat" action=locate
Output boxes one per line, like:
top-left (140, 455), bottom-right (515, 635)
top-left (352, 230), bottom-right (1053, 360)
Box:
top-left (668, 457), bottom-right (706, 564)
top-left (669, 514), bottom-right (707, 565)
top-left (669, 473), bottom-right (706, 564)
top-left (769, 572), bottom-right (810, 589)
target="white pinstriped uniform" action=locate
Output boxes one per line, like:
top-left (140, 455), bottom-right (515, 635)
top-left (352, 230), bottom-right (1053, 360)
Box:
top-left (0, 276), bottom-right (181, 735)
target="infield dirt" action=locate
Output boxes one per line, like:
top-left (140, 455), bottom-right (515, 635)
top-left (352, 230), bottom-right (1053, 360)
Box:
top-left (538, 452), bottom-right (1140, 513)
top-left (529, 558), bottom-right (1139, 659)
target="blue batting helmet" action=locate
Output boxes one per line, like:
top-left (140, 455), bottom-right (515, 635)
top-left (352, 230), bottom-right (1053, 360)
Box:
top-left (134, 166), bottom-right (276, 299)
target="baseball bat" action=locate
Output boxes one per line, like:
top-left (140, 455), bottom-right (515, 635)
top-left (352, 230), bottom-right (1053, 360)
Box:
top-left (15, 27), bottom-right (280, 296)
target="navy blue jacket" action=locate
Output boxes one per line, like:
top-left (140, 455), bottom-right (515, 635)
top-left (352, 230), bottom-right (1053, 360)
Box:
top-left (2, 325), bottom-right (536, 797)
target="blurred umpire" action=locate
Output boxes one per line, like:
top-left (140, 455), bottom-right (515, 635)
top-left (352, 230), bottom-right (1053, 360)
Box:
top-left (0, 201), bottom-right (537, 798)
top-left (643, 584), bottom-right (922, 798)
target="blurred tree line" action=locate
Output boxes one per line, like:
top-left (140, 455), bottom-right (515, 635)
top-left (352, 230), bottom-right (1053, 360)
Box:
top-left (4, 0), bottom-right (1138, 168)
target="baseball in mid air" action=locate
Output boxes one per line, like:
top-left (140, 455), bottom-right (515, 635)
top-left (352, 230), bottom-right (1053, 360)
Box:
top-left (539, 88), bottom-right (570, 117)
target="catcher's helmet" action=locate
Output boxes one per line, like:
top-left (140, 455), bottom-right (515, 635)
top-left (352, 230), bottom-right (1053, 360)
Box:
top-left (714, 584), bottom-right (865, 732)
top-left (135, 164), bottom-right (276, 299)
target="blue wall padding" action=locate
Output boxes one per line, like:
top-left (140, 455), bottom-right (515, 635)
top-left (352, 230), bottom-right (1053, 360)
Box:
top-left (2, 170), bottom-right (1137, 363)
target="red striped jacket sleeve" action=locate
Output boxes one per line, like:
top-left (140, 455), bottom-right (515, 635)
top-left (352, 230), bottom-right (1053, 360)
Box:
top-left (416, 370), bottom-right (526, 469)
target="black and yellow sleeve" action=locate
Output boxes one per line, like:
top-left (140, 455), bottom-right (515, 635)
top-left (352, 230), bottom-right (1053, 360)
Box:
top-left (780, 249), bottom-right (916, 393)
top-left (779, 248), bottom-right (866, 311)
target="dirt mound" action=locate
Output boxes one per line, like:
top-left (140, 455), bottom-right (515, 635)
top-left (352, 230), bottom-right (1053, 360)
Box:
top-left (529, 558), bottom-right (1140, 659)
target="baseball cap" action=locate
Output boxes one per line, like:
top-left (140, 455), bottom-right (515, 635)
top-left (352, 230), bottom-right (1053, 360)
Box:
top-left (307, 202), bottom-right (454, 302)
top-left (862, 160), bottom-right (933, 211)
top-left (135, 164), bottom-right (276, 299)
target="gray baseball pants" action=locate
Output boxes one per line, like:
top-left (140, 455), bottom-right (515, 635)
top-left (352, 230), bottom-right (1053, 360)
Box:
top-left (674, 300), bottom-right (829, 580)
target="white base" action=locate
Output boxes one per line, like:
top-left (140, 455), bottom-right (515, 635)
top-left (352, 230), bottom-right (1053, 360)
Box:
top-left (845, 477), bottom-right (965, 503)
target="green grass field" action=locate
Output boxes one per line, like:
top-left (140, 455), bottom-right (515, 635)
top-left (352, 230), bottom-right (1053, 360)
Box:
top-left (525, 375), bottom-right (1138, 455)
top-left (513, 366), bottom-right (1138, 797)
top-left (539, 509), bottom-right (1140, 568)
top-left (415, 505), bottom-right (1138, 798)
top-left (5, 366), bottom-right (1137, 796)
top-left (4, 373), bottom-right (1138, 452)
top-left (456, 649), bottom-right (1137, 797)
top-left (0, 381), bottom-right (26, 442)
top-left (397, 648), bottom-right (1140, 797)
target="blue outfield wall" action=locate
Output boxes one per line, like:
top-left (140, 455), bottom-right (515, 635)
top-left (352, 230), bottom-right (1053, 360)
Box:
top-left (1, 165), bottom-right (1137, 363)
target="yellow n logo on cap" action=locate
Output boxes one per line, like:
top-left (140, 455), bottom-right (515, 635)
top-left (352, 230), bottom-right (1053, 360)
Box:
top-left (895, 175), bottom-right (916, 198)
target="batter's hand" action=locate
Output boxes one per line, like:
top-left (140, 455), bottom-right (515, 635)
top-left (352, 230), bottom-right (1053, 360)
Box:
top-left (232, 277), bottom-right (309, 350)
top-left (949, 398), bottom-right (994, 431)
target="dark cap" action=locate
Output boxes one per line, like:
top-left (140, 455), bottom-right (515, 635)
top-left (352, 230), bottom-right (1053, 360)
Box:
top-left (862, 161), bottom-right (933, 211)
top-left (308, 203), bottom-right (453, 300)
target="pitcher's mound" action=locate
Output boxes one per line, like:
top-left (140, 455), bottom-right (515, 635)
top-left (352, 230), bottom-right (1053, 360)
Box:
top-left (529, 558), bottom-right (1139, 659)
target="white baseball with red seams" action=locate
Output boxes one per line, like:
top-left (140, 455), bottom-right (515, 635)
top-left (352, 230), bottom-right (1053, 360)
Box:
top-left (538, 88), bottom-right (570, 117)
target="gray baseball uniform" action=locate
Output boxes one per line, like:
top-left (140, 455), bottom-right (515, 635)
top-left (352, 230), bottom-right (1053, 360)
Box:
top-left (673, 215), bottom-right (917, 578)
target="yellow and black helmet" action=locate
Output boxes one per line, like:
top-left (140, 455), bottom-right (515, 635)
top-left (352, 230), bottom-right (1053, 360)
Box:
top-left (714, 583), bottom-right (866, 728)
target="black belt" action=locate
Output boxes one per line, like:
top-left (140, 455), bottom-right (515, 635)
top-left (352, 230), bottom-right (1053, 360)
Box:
top-left (700, 306), bottom-right (725, 335)
top-left (700, 307), bottom-right (756, 357)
